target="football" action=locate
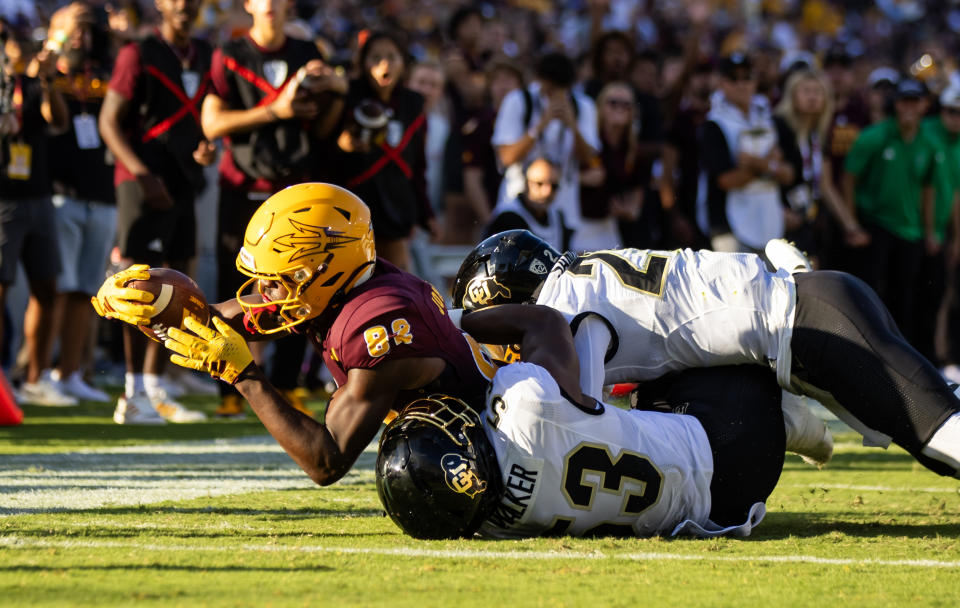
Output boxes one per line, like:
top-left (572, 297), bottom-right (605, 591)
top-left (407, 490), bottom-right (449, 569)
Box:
top-left (125, 268), bottom-right (210, 342)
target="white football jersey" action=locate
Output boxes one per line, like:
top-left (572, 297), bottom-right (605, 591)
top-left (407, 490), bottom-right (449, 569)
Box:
top-left (477, 363), bottom-right (764, 539)
top-left (536, 248), bottom-right (797, 387)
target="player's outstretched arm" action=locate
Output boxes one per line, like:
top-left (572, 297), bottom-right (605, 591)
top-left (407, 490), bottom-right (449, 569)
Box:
top-left (238, 357), bottom-right (444, 485)
top-left (165, 316), bottom-right (447, 484)
top-left (463, 304), bottom-right (585, 403)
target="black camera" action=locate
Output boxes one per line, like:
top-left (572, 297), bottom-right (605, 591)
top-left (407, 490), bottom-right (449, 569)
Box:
top-left (351, 99), bottom-right (391, 147)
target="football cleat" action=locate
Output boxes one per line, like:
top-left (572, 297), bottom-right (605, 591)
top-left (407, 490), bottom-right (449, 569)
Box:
top-left (114, 393), bottom-right (166, 425)
top-left (764, 239), bottom-right (813, 274)
top-left (19, 378), bottom-right (78, 407)
top-left (53, 370), bottom-right (110, 403)
top-left (215, 394), bottom-right (247, 419)
top-left (941, 364), bottom-right (960, 385)
top-left (781, 391), bottom-right (833, 466)
top-left (151, 391), bottom-right (207, 423)
top-left (167, 370), bottom-right (219, 396)
top-left (281, 388), bottom-right (313, 418)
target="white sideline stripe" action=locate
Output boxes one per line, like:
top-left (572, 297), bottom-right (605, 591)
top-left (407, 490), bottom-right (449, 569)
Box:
top-left (2, 537), bottom-right (958, 569)
top-left (0, 436), bottom-right (376, 516)
top-left (783, 483), bottom-right (960, 494)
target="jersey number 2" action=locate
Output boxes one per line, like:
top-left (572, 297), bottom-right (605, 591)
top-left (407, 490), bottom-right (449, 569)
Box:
top-left (568, 251), bottom-right (669, 296)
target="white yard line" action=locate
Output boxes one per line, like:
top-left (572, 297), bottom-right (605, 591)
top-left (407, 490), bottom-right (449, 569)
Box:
top-left (0, 436), bottom-right (375, 516)
top-left (780, 483), bottom-right (960, 494)
top-left (1, 536), bottom-right (958, 569)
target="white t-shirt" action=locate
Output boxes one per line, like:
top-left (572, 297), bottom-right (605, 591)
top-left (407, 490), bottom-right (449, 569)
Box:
top-left (492, 82), bottom-right (599, 229)
top-left (423, 110), bottom-right (450, 213)
top-left (487, 195), bottom-right (566, 251)
top-left (536, 248), bottom-right (797, 397)
top-left (478, 363), bottom-right (765, 538)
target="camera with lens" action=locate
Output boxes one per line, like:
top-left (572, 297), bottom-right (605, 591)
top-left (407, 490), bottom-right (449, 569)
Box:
top-left (350, 99), bottom-right (392, 148)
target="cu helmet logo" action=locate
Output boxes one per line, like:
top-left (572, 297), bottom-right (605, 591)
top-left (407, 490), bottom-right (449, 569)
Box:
top-left (465, 277), bottom-right (511, 307)
top-left (441, 453), bottom-right (487, 499)
top-left (529, 259), bottom-right (548, 275)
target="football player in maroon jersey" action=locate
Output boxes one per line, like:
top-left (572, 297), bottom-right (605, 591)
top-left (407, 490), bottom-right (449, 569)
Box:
top-left (93, 183), bottom-right (496, 485)
top-left (201, 0), bottom-right (347, 419)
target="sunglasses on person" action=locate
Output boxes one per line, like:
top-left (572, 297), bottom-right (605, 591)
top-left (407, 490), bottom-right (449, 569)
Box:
top-left (944, 107), bottom-right (960, 116)
top-left (604, 98), bottom-right (633, 109)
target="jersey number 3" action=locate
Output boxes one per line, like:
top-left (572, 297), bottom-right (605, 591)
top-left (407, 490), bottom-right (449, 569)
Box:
top-left (562, 443), bottom-right (663, 516)
top-left (568, 251), bottom-right (669, 297)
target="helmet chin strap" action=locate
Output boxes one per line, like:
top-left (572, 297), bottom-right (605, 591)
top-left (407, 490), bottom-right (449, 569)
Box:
top-left (351, 263), bottom-right (376, 289)
top-left (320, 261), bottom-right (377, 316)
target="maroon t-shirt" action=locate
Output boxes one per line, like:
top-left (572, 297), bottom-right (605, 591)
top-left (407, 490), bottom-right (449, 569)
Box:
top-left (107, 43), bottom-right (142, 186)
top-left (107, 36), bottom-right (211, 188)
top-left (308, 260), bottom-right (493, 411)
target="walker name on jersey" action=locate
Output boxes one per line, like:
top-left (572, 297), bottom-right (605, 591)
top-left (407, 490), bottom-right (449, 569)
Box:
top-left (485, 463), bottom-right (539, 529)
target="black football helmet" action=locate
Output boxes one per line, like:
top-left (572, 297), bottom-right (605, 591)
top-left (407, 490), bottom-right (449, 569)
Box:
top-left (452, 230), bottom-right (562, 312)
top-left (376, 395), bottom-right (503, 539)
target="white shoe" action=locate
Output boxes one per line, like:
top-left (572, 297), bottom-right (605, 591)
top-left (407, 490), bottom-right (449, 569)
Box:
top-left (114, 393), bottom-right (166, 425)
top-left (157, 375), bottom-right (186, 399)
top-left (57, 371), bottom-right (110, 403)
top-left (782, 391), bottom-right (833, 466)
top-left (19, 379), bottom-right (78, 407)
top-left (764, 239), bottom-right (813, 274)
top-left (164, 371), bottom-right (218, 396)
top-left (942, 364), bottom-right (960, 385)
top-left (150, 391), bottom-right (207, 423)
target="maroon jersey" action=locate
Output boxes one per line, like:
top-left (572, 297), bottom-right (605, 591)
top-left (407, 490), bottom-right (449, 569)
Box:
top-left (307, 260), bottom-right (495, 410)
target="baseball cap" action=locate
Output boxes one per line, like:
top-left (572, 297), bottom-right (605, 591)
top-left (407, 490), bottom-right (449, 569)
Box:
top-left (867, 67), bottom-right (900, 89)
top-left (779, 50), bottom-right (816, 75)
top-left (896, 78), bottom-right (927, 100)
top-left (940, 84), bottom-right (960, 109)
top-left (823, 46), bottom-right (852, 68)
top-left (719, 52), bottom-right (752, 78)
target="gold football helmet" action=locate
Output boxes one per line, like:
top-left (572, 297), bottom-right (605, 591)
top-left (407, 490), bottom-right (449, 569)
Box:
top-left (236, 183), bottom-right (376, 333)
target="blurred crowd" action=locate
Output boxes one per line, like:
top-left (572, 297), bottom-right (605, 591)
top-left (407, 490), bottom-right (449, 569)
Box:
top-left (4, 0), bottom-right (960, 421)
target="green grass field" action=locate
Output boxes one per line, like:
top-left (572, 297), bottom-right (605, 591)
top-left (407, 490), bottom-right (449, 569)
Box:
top-left (2, 394), bottom-right (959, 607)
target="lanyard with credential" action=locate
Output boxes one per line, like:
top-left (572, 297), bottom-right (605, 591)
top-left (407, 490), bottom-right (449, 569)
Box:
top-left (12, 75), bottom-right (23, 138)
top-left (6, 75), bottom-right (32, 179)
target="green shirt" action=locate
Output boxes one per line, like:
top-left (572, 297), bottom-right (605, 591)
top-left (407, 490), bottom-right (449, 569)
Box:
top-left (921, 116), bottom-right (960, 241)
top-left (845, 118), bottom-right (936, 241)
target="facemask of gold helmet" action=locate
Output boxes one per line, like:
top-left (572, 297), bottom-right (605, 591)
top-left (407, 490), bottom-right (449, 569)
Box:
top-left (236, 183), bottom-right (376, 334)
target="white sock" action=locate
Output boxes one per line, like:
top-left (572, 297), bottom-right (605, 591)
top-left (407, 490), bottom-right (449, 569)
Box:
top-left (143, 373), bottom-right (162, 399)
top-left (922, 413), bottom-right (960, 476)
top-left (125, 373), bottom-right (145, 397)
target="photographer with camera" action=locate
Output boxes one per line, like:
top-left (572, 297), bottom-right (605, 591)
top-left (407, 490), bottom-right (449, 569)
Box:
top-left (491, 51), bottom-right (599, 250)
top-left (336, 30), bottom-right (435, 272)
top-left (200, 0), bottom-right (346, 419)
top-left (0, 17), bottom-right (70, 405)
top-left (699, 52), bottom-right (795, 253)
top-left (35, 2), bottom-right (118, 403)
